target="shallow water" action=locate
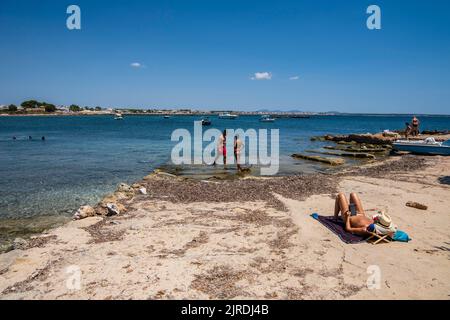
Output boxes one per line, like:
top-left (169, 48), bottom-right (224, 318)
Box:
top-left (0, 114), bottom-right (449, 243)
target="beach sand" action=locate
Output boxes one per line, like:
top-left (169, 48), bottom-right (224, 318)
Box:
top-left (0, 155), bottom-right (449, 300)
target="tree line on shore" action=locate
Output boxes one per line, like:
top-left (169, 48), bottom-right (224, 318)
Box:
top-left (1, 100), bottom-right (103, 114)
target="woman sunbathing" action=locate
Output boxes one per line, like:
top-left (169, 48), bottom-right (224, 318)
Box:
top-left (334, 192), bottom-right (375, 236)
top-left (334, 192), bottom-right (396, 237)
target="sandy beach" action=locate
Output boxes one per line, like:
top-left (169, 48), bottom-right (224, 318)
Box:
top-left (0, 155), bottom-right (449, 300)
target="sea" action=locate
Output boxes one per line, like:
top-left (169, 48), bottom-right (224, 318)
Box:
top-left (0, 114), bottom-right (449, 245)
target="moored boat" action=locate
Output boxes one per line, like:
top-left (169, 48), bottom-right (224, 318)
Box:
top-left (201, 118), bottom-right (212, 126)
top-left (393, 138), bottom-right (450, 155)
top-left (218, 113), bottom-right (238, 119)
top-left (259, 115), bottom-right (276, 122)
top-left (114, 113), bottom-right (123, 120)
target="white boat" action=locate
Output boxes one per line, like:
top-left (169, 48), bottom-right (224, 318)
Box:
top-left (218, 113), bottom-right (238, 119)
top-left (163, 115), bottom-right (170, 119)
top-left (393, 138), bottom-right (450, 156)
top-left (114, 113), bottom-right (123, 120)
top-left (259, 115), bottom-right (275, 122)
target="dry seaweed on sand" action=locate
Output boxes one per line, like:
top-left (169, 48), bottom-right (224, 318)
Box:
top-left (340, 155), bottom-right (427, 178)
top-left (142, 174), bottom-right (337, 211)
top-left (190, 265), bottom-right (251, 299)
top-left (82, 219), bottom-right (126, 244)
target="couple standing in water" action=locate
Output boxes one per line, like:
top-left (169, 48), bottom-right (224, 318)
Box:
top-left (212, 130), bottom-right (243, 171)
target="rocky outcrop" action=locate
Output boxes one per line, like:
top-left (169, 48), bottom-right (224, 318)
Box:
top-left (323, 133), bottom-right (394, 145)
top-left (306, 150), bottom-right (376, 159)
top-left (73, 205), bottom-right (96, 220)
top-left (291, 153), bottom-right (345, 165)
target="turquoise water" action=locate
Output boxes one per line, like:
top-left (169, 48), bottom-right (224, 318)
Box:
top-left (0, 114), bottom-right (449, 226)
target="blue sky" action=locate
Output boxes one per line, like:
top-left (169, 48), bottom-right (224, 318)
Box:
top-left (0, 0), bottom-right (449, 114)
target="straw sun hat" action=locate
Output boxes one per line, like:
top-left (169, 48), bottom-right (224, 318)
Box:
top-left (373, 210), bottom-right (397, 235)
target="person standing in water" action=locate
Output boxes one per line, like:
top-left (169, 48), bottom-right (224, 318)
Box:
top-left (234, 135), bottom-right (243, 172)
top-left (213, 130), bottom-right (227, 167)
top-left (411, 116), bottom-right (420, 136)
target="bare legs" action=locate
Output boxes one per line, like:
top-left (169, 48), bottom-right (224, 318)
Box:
top-left (334, 193), bottom-right (349, 220)
top-left (334, 192), bottom-right (365, 220)
top-left (349, 192), bottom-right (365, 215)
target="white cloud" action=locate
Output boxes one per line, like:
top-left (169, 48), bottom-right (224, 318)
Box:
top-left (130, 62), bottom-right (142, 68)
top-left (289, 75), bottom-right (299, 80)
top-left (251, 72), bottom-right (272, 80)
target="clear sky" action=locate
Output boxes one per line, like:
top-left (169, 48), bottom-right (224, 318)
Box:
top-left (0, 0), bottom-right (449, 114)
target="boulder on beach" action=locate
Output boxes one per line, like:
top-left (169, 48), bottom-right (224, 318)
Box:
top-left (73, 205), bottom-right (96, 220)
top-left (106, 203), bottom-right (120, 216)
top-left (13, 237), bottom-right (28, 250)
top-left (117, 183), bottom-right (134, 195)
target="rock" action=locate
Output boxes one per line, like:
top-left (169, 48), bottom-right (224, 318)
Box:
top-left (306, 150), bottom-right (376, 159)
top-left (291, 153), bottom-right (345, 165)
top-left (106, 203), bottom-right (121, 216)
top-left (0, 243), bottom-right (14, 253)
top-left (310, 136), bottom-right (326, 142)
top-left (73, 205), bottom-right (96, 220)
top-left (13, 238), bottom-right (28, 250)
top-left (406, 201), bottom-right (428, 210)
top-left (153, 169), bottom-right (177, 178)
top-left (139, 187), bottom-right (147, 195)
top-left (117, 183), bottom-right (134, 194)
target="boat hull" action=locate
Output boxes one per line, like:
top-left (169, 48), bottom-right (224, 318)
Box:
top-left (393, 143), bottom-right (450, 155)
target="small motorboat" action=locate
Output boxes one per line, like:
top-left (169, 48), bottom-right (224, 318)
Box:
top-left (163, 115), bottom-right (170, 119)
top-left (218, 113), bottom-right (238, 119)
top-left (201, 118), bottom-right (212, 126)
top-left (393, 138), bottom-right (450, 156)
top-left (114, 113), bottom-right (123, 120)
top-left (259, 115), bottom-right (275, 122)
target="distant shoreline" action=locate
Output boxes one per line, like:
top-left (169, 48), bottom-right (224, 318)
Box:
top-left (1, 112), bottom-right (450, 117)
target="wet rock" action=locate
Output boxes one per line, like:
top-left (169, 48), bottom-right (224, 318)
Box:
top-left (117, 183), bottom-right (134, 195)
top-left (153, 169), bottom-right (177, 178)
top-left (0, 243), bottom-right (14, 253)
top-left (291, 153), bottom-right (345, 165)
top-left (13, 238), bottom-right (28, 250)
top-left (73, 205), bottom-right (96, 220)
top-left (306, 149), bottom-right (376, 159)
